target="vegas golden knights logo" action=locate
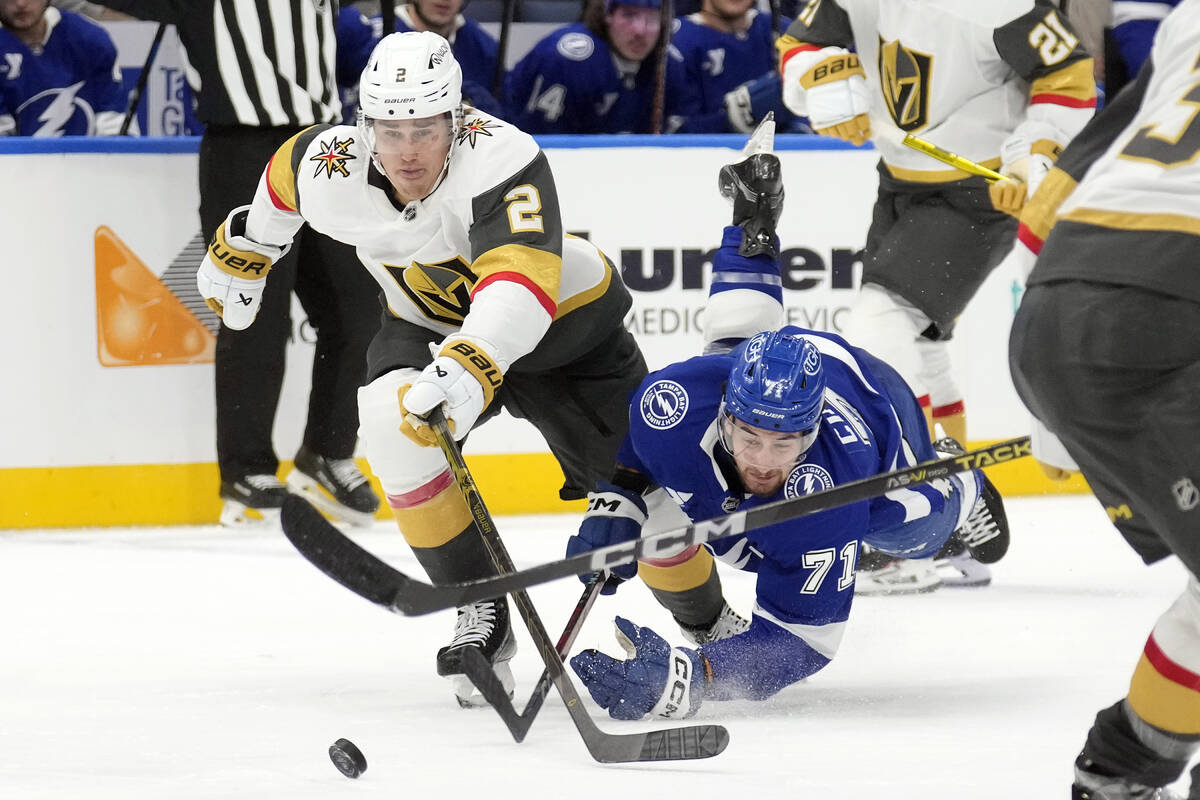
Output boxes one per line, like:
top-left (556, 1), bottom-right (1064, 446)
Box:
top-left (878, 38), bottom-right (932, 132)
top-left (384, 256), bottom-right (478, 325)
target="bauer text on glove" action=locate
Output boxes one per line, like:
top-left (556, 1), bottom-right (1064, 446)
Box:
top-left (782, 46), bottom-right (871, 146)
top-left (399, 338), bottom-right (503, 445)
top-left (196, 206), bottom-right (288, 330)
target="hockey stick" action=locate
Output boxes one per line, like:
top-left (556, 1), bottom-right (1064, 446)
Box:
top-left (460, 577), bottom-right (604, 743)
top-left (283, 436), bottom-right (1031, 617)
top-left (379, 0), bottom-right (396, 36)
top-left (120, 21), bottom-right (167, 136)
top-left (491, 0), bottom-right (516, 98)
top-left (649, 0), bottom-right (672, 133)
top-left (426, 412), bottom-right (727, 761)
top-left (876, 125), bottom-right (1005, 183)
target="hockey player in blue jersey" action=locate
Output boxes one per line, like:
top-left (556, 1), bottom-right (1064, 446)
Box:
top-left (377, 0), bottom-right (503, 117)
top-left (566, 121), bottom-right (1010, 720)
top-left (0, 0), bottom-right (131, 136)
top-left (671, 0), bottom-right (807, 134)
top-left (504, 0), bottom-right (689, 134)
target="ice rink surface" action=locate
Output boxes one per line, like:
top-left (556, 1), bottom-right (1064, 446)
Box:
top-left (3, 495), bottom-right (1194, 799)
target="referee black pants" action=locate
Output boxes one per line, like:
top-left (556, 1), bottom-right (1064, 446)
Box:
top-left (199, 125), bottom-right (381, 482)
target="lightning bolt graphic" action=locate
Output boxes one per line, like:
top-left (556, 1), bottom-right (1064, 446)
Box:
top-left (35, 81), bottom-right (85, 136)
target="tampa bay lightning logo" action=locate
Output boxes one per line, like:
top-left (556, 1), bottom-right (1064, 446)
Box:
top-left (17, 81), bottom-right (97, 136)
top-left (785, 464), bottom-right (835, 498)
top-left (640, 380), bottom-right (688, 429)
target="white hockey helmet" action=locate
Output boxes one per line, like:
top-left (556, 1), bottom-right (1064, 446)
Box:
top-left (357, 31), bottom-right (463, 160)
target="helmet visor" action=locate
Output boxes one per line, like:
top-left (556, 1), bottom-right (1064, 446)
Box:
top-left (362, 113), bottom-right (453, 155)
top-left (719, 410), bottom-right (819, 470)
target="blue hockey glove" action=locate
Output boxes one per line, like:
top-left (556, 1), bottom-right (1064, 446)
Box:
top-left (566, 481), bottom-right (647, 595)
top-left (570, 617), bottom-right (708, 721)
top-left (724, 72), bottom-right (783, 134)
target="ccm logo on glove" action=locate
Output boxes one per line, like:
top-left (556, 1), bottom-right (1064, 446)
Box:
top-left (660, 654), bottom-right (693, 717)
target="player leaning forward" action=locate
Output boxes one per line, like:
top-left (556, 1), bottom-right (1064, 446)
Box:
top-left (566, 134), bottom-right (1010, 721)
top-left (197, 31), bottom-right (647, 705)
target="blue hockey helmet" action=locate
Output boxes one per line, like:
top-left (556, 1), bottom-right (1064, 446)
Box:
top-left (723, 331), bottom-right (826, 434)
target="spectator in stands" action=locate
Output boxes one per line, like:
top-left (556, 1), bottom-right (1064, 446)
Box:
top-left (380, 0), bottom-right (503, 115)
top-left (505, 0), bottom-right (689, 133)
top-left (671, 0), bottom-right (807, 133)
top-left (0, 0), bottom-right (132, 135)
top-left (337, 4), bottom-right (377, 123)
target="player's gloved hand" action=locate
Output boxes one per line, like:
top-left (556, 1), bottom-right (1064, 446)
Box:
top-left (991, 127), bottom-right (1059, 216)
top-left (570, 617), bottom-right (709, 721)
top-left (566, 481), bottom-right (648, 595)
top-left (989, 153), bottom-right (1052, 216)
top-left (399, 338), bottom-right (503, 446)
top-left (1032, 417), bottom-right (1079, 482)
top-left (782, 47), bottom-right (871, 146)
top-left (197, 206), bottom-right (288, 330)
top-left (724, 72), bottom-right (782, 134)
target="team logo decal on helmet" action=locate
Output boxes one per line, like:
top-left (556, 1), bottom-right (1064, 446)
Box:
top-left (640, 380), bottom-right (689, 429)
top-left (723, 331), bottom-right (826, 433)
top-left (309, 136), bottom-right (356, 179)
top-left (785, 464), bottom-right (834, 498)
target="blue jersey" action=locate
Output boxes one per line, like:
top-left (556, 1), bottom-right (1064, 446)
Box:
top-left (337, 6), bottom-right (378, 124)
top-left (377, 7), bottom-right (504, 117)
top-left (504, 23), bottom-right (688, 134)
top-left (0, 8), bottom-right (127, 136)
top-left (620, 326), bottom-right (966, 698)
top-left (671, 11), bottom-right (802, 133)
top-left (1112, 0), bottom-right (1181, 77)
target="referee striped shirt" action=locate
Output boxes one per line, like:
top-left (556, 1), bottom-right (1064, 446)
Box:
top-left (97, 0), bottom-right (343, 127)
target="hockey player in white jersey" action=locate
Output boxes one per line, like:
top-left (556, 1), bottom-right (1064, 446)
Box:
top-left (196, 31), bottom-right (648, 707)
top-left (777, 0), bottom-right (1095, 591)
top-left (1011, 2), bottom-right (1200, 796)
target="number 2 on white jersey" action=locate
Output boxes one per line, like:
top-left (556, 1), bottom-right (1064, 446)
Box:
top-left (504, 184), bottom-right (544, 233)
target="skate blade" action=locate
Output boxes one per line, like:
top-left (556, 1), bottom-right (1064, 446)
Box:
top-left (450, 661), bottom-right (514, 709)
top-left (285, 471), bottom-right (376, 528)
top-left (219, 500), bottom-right (281, 528)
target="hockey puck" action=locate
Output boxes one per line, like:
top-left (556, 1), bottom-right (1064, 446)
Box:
top-left (328, 737), bottom-right (367, 779)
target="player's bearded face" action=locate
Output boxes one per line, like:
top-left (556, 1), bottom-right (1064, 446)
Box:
top-left (369, 115), bottom-right (454, 203)
top-left (606, 5), bottom-right (661, 62)
top-left (721, 416), bottom-right (815, 497)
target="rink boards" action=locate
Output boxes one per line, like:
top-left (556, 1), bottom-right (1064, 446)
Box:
top-left (0, 136), bottom-right (1085, 527)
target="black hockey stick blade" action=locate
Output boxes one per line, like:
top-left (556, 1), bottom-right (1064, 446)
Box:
top-left (462, 579), bottom-right (604, 743)
top-left (282, 471), bottom-right (729, 760)
top-left (281, 495), bottom-right (408, 609)
top-left (382, 436), bottom-right (1033, 615)
top-left (459, 648), bottom-right (729, 761)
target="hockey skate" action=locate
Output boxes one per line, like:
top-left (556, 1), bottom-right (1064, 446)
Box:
top-left (1073, 757), bottom-right (1186, 800)
top-left (934, 435), bottom-right (1011, 564)
top-left (678, 602), bottom-right (751, 645)
top-left (718, 112), bottom-right (785, 258)
top-left (436, 597), bottom-right (517, 709)
top-left (854, 544), bottom-right (941, 596)
top-left (219, 474), bottom-right (288, 527)
top-left (934, 537), bottom-right (993, 588)
top-left (285, 445), bottom-right (380, 527)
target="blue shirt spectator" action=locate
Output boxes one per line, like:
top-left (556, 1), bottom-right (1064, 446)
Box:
top-left (0, 0), bottom-right (131, 135)
top-left (505, 0), bottom-right (689, 133)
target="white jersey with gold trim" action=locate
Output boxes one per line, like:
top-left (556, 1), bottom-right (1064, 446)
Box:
top-left (238, 110), bottom-right (612, 368)
top-left (780, 0), bottom-right (1095, 182)
top-left (1057, 0), bottom-right (1200, 235)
